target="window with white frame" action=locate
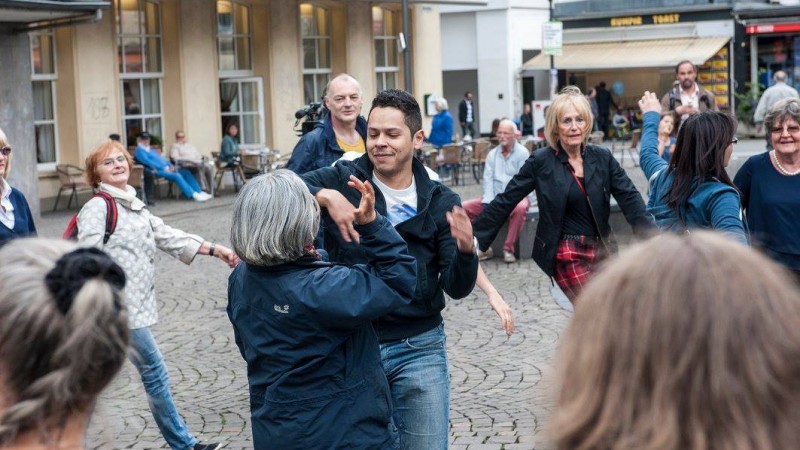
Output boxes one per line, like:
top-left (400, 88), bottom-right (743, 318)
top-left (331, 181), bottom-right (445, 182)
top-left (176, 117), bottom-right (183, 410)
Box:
top-left (372, 7), bottom-right (399, 93)
top-left (300, 3), bottom-right (330, 103)
top-left (217, 1), bottom-right (252, 74)
top-left (116, 0), bottom-right (163, 146)
top-left (30, 30), bottom-right (58, 169)
top-left (220, 78), bottom-right (265, 149)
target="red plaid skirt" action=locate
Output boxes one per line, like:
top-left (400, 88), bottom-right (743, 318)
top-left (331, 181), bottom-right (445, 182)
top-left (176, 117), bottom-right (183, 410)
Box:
top-left (554, 238), bottom-right (603, 304)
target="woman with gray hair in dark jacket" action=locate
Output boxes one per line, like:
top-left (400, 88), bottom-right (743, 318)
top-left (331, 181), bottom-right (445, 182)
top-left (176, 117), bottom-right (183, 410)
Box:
top-left (226, 170), bottom-right (416, 450)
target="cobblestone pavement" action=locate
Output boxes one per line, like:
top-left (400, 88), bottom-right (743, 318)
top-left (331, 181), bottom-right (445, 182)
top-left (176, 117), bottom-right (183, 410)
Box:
top-left (36, 186), bottom-right (570, 450)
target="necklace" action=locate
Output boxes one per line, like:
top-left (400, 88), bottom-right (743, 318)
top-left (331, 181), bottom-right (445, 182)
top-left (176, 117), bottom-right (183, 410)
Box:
top-left (771, 151), bottom-right (800, 176)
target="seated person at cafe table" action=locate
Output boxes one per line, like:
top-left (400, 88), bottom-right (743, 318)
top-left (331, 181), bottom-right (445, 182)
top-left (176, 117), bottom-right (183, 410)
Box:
top-left (170, 130), bottom-right (214, 193)
top-left (134, 132), bottom-right (211, 202)
top-left (463, 119), bottom-right (529, 263)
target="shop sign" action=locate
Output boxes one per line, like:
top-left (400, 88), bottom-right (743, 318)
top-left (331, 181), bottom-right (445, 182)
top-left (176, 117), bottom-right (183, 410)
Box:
top-left (746, 23), bottom-right (800, 34)
top-left (610, 13), bottom-right (680, 27)
top-left (543, 21), bottom-right (563, 56)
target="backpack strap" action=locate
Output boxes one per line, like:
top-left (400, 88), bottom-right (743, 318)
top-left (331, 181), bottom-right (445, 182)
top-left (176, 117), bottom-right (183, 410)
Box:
top-left (93, 191), bottom-right (118, 244)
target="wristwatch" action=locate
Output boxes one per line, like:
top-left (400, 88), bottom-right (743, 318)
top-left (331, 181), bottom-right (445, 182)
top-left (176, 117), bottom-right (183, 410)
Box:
top-left (471, 237), bottom-right (479, 257)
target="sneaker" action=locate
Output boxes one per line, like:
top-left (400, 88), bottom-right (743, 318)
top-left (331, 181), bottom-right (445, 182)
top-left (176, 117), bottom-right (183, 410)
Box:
top-left (194, 443), bottom-right (225, 450)
top-left (503, 250), bottom-right (517, 263)
top-left (192, 192), bottom-right (209, 202)
top-left (201, 192), bottom-right (213, 200)
top-left (477, 247), bottom-right (494, 261)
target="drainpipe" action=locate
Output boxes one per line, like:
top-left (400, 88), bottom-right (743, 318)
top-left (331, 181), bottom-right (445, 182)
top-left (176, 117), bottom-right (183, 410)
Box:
top-left (403, 0), bottom-right (413, 93)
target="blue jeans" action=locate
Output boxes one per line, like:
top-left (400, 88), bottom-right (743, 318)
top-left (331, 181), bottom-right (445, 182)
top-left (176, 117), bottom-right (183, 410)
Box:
top-left (380, 322), bottom-right (449, 450)
top-left (156, 168), bottom-right (202, 199)
top-left (129, 327), bottom-right (197, 450)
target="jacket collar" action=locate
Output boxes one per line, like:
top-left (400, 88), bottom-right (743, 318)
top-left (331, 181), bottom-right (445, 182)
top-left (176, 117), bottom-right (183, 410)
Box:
top-left (554, 142), bottom-right (598, 184)
top-left (351, 152), bottom-right (437, 210)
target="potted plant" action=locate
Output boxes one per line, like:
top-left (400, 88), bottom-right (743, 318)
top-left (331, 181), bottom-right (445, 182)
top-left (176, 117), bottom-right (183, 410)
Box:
top-left (733, 69), bottom-right (766, 138)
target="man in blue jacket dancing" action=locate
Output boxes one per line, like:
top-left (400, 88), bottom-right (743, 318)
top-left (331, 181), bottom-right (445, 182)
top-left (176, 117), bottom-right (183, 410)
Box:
top-left (303, 89), bottom-right (479, 450)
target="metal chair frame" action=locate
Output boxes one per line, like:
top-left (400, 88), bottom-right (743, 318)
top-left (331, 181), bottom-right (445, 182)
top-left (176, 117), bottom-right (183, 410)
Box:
top-left (53, 164), bottom-right (94, 211)
top-left (212, 151), bottom-right (248, 193)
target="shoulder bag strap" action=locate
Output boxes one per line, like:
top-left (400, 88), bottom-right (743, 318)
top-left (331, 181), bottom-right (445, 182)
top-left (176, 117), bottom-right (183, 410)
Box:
top-left (93, 191), bottom-right (118, 244)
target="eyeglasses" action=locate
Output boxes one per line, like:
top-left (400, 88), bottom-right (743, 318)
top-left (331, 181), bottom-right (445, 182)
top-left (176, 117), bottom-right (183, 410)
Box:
top-left (176, 135), bottom-right (185, 139)
top-left (560, 117), bottom-right (586, 128)
top-left (771, 125), bottom-right (800, 135)
top-left (0, 146), bottom-right (11, 156)
top-left (731, 137), bottom-right (739, 144)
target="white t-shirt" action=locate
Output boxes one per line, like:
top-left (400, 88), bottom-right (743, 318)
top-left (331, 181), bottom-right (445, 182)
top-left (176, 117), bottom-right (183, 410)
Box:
top-left (679, 84), bottom-right (700, 121)
top-left (372, 174), bottom-right (418, 226)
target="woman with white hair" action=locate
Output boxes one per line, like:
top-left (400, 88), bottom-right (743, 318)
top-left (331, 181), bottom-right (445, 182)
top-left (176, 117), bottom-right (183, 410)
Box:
top-left (0, 238), bottom-right (129, 448)
top-left (226, 170), bottom-right (416, 450)
top-left (0, 127), bottom-right (37, 247)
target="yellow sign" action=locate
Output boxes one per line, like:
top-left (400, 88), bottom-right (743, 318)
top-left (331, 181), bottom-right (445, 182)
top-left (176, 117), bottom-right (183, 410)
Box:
top-left (653, 14), bottom-right (680, 24)
top-left (609, 14), bottom-right (682, 27)
top-left (610, 16), bottom-right (642, 27)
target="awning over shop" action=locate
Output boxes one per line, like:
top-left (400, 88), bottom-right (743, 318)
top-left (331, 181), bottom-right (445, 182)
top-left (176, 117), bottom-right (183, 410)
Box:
top-left (0, 0), bottom-right (110, 32)
top-left (522, 36), bottom-right (730, 71)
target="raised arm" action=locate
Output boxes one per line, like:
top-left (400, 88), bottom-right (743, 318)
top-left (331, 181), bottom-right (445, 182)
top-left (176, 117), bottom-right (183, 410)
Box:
top-left (638, 91), bottom-right (669, 180)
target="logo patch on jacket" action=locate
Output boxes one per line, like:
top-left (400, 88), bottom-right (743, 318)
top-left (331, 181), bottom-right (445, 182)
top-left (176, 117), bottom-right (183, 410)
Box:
top-left (274, 304), bottom-right (289, 314)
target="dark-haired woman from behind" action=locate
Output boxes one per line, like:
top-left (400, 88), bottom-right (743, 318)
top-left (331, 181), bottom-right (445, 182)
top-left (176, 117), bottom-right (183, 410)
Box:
top-left (0, 238), bottom-right (129, 448)
top-left (638, 91), bottom-right (746, 243)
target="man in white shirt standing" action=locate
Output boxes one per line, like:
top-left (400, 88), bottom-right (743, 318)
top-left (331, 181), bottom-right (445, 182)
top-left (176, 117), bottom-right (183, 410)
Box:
top-left (462, 119), bottom-right (529, 263)
top-left (169, 130), bottom-right (215, 194)
top-left (458, 91), bottom-right (476, 139)
top-left (660, 60), bottom-right (718, 130)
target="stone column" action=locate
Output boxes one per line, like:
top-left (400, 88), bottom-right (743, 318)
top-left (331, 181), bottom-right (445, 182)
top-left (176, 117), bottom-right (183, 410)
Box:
top-left (0, 27), bottom-right (39, 218)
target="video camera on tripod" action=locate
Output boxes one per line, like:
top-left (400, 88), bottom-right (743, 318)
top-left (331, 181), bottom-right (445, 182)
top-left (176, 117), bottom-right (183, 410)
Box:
top-left (294, 101), bottom-right (325, 136)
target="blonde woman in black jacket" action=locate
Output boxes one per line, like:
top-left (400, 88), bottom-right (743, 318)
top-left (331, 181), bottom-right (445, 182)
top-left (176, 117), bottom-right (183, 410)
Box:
top-left (474, 86), bottom-right (652, 304)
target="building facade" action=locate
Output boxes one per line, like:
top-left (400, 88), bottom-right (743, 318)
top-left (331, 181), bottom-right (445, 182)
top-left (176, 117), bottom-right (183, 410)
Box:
top-left (439, 0), bottom-right (551, 136)
top-left (2, 0), bottom-right (446, 211)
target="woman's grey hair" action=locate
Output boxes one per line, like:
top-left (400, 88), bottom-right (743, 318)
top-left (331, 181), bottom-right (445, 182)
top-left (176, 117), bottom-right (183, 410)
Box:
top-left (231, 170), bottom-right (320, 266)
top-left (764, 97), bottom-right (800, 134)
top-left (435, 98), bottom-right (449, 110)
top-left (0, 239), bottom-right (129, 445)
